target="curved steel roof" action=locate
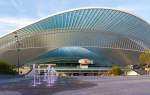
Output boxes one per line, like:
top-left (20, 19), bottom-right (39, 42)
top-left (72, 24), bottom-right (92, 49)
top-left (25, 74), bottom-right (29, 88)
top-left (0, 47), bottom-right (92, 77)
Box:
top-left (0, 7), bottom-right (150, 52)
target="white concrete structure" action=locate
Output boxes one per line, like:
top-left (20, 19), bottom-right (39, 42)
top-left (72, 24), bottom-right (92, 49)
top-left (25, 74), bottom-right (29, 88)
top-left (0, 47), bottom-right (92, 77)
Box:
top-left (127, 70), bottom-right (140, 75)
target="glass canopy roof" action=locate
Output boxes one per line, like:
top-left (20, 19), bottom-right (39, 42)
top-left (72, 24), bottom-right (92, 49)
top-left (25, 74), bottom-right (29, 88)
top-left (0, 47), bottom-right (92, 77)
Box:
top-left (0, 7), bottom-right (150, 54)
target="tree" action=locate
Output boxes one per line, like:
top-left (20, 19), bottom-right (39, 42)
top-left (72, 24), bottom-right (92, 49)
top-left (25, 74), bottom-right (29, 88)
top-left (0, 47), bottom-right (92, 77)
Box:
top-left (110, 66), bottom-right (123, 76)
top-left (0, 61), bottom-right (17, 75)
top-left (139, 50), bottom-right (150, 65)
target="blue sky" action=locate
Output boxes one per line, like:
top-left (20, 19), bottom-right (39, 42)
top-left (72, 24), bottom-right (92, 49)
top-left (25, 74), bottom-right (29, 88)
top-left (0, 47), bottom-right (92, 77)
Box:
top-left (0, 0), bottom-right (150, 37)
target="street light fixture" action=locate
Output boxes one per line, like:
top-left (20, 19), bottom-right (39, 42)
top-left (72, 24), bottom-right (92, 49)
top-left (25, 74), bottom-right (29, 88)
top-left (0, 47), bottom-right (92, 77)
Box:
top-left (13, 31), bottom-right (21, 75)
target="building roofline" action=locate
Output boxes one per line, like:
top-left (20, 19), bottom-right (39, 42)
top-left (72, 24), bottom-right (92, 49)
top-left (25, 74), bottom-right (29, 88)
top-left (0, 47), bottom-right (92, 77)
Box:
top-left (1, 7), bottom-right (150, 38)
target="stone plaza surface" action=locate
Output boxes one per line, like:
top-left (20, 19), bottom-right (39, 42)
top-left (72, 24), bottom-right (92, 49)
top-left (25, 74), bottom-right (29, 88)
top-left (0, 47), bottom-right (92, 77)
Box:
top-left (0, 77), bottom-right (95, 95)
top-left (55, 76), bottom-right (150, 95)
top-left (1, 76), bottom-right (150, 95)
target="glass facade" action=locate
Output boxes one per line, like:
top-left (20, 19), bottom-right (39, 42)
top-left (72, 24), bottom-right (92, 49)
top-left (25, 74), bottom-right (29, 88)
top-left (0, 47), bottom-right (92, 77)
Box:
top-left (0, 8), bottom-right (150, 65)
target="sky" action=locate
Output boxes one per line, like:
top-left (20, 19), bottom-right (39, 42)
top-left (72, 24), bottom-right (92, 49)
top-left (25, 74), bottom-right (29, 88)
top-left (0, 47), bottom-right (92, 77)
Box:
top-left (0, 0), bottom-right (150, 37)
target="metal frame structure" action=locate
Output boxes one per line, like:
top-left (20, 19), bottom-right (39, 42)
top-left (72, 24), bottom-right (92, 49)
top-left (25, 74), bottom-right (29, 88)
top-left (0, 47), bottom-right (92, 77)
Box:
top-left (0, 7), bottom-right (150, 65)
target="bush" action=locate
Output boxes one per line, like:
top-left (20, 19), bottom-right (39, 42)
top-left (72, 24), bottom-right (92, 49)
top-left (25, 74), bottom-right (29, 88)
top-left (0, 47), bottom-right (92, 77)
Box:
top-left (0, 61), bottom-right (17, 75)
top-left (110, 66), bottom-right (123, 76)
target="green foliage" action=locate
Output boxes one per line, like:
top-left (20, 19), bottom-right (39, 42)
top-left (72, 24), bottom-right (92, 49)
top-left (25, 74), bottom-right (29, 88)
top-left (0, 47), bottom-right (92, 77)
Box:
top-left (139, 50), bottom-right (150, 64)
top-left (0, 61), bottom-right (17, 75)
top-left (110, 66), bottom-right (123, 76)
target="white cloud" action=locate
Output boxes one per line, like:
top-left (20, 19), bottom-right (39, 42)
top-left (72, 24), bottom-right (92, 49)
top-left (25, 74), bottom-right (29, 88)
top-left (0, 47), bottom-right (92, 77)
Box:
top-left (0, 17), bottom-right (36, 26)
top-left (0, 17), bottom-right (37, 37)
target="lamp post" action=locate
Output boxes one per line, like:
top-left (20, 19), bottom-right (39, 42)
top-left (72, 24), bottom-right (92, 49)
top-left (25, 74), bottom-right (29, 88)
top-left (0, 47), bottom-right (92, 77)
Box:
top-left (13, 32), bottom-right (21, 75)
